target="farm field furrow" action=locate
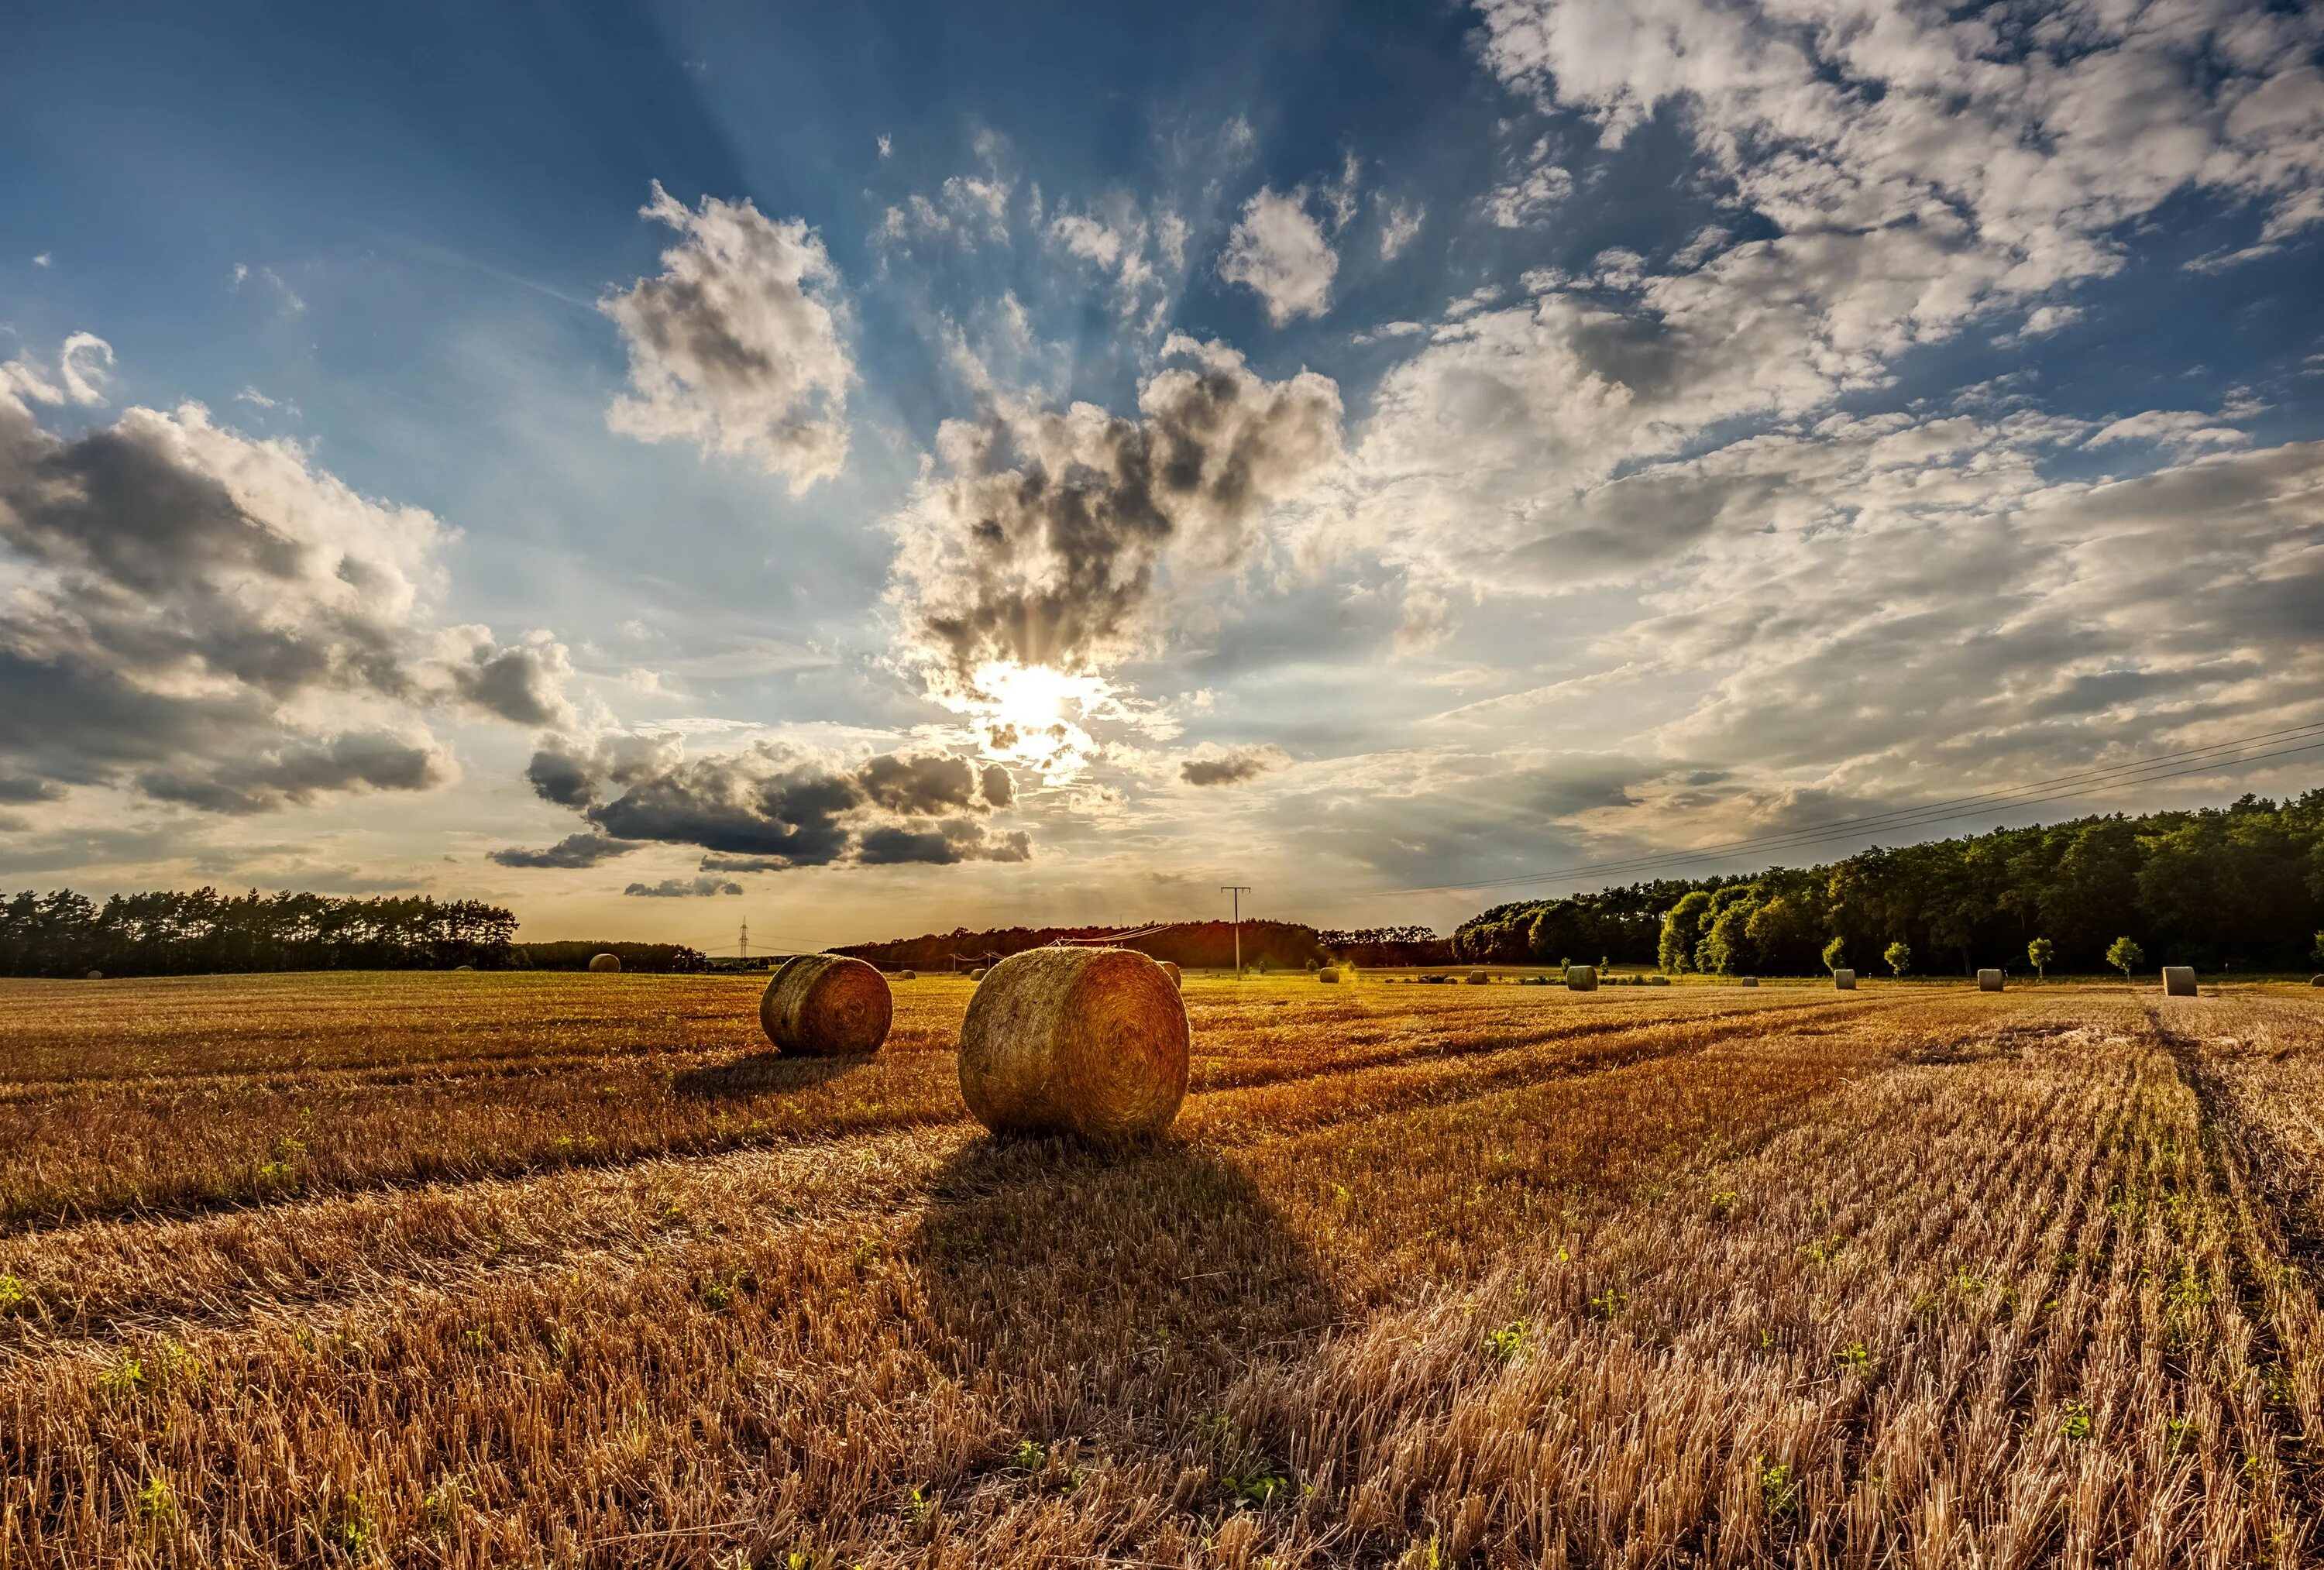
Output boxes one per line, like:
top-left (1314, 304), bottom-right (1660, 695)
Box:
top-left (5, 977), bottom-right (2323, 1568)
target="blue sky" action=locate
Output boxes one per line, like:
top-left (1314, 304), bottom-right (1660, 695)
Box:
top-left (4, 0), bottom-right (2322, 947)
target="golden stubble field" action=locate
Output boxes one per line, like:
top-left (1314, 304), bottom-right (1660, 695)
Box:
top-left (5, 971), bottom-right (2324, 1568)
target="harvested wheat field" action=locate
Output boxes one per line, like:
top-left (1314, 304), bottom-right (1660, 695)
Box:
top-left (6, 974), bottom-right (2324, 1567)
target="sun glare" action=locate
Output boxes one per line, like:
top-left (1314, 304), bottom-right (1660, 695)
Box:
top-left (954, 660), bottom-right (1120, 782)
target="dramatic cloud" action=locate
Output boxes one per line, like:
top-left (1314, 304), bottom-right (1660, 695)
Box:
top-left (487, 831), bottom-right (644, 869)
top-left (624, 874), bottom-right (744, 897)
top-left (0, 340), bottom-right (572, 815)
top-left (891, 335), bottom-right (1342, 680)
top-left (1220, 187), bottom-right (1336, 324)
top-left (521, 735), bottom-right (1023, 871)
top-left (601, 181), bottom-right (853, 490)
top-left (1181, 744), bottom-right (1290, 786)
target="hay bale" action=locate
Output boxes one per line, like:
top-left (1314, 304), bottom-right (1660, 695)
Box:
top-left (957, 947), bottom-right (1188, 1140)
top-left (761, 953), bottom-right (892, 1056)
top-left (1566, 964), bottom-right (1598, 992)
top-left (1648, 974), bottom-right (1670, 987)
top-left (1318, 967), bottom-right (1341, 983)
top-left (2312, 974), bottom-right (2324, 988)
top-left (1978, 968), bottom-right (2004, 991)
top-left (969, 967), bottom-right (988, 982)
top-left (1833, 968), bottom-right (1856, 991)
top-left (899, 969), bottom-right (916, 981)
top-left (84, 969), bottom-right (102, 980)
top-left (588, 953), bottom-right (621, 974)
top-left (2162, 966), bottom-right (2198, 997)
top-left (1466, 971), bottom-right (1490, 985)
top-left (1161, 960), bottom-right (1182, 987)
top-left (452, 964), bottom-right (475, 973)
top-left (1739, 977), bottom-right (1758, 988)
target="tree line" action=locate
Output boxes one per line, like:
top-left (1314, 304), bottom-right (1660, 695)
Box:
top-left (1454, 792), bottom-right (2324, 977)
top-left (0, 888), bottom-right (521, 977)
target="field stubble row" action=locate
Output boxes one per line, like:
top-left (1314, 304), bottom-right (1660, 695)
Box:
top-left (5, 978), bottom-right (2324, 1566)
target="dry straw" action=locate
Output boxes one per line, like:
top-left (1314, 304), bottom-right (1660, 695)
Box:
top-left (1566, 964), bottom-right (1598, 991)
top-left (588, 953), bottom-right (621, 974)
top-left (1833, 968), bottom-right (1856, 990)
top-left (759, 954), bottom-right (892, 1056)
top-left (2162, 966), bottom-right (2199, 997)
top-left (956, 946), bottom-right (1189, 1140)
top-left (1978, 968), bottom-right (2004, 991)
top-left (1160, 960), bottom-right (1181, 987)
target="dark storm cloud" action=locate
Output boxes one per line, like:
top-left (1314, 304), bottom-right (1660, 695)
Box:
top-left (623, 875), bottom-right (744, 898)
top-left (487, 831), bottom-right (645, 869)
top-left (895, 337), bottom-right (1340, 677)
top-left (132, 731), bottom-right (450, 815)
top-left (1181, 745), bottom-right (1290, 787)
top-left (517, 735), bottom-right (1024, 872)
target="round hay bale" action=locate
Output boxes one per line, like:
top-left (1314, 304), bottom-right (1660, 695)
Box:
top-left (1648, 974), bottom-right (1670, 987)
top-left (84, 969), bottom-right (103, 981)
top-left (2161, 966), bottom-right (2198, 997)
top-left (899, 970), bottom-right (916, 981)
top-left (1160, 960), bottom-right (1182, 987)
top-left (969, 967), bottom-right (988, 982)
top-left (1466, 971), bottom-right (1490, 985)
top-left (1318, 967), bottom-right (1341, 984)
top-left (1566, 964), bottom-right (1598, 992)
top-left (957, 947), bottom-right (1188, 1140)
top-left (760, 953), bottom-right (892, 1056)
top-left (588, 952), bottom-right (621, 974)
top-left (1739, 976), bottom-right (1758, 988)
top-left (1978, 968), bottom-right (2004, 991)
top-left (452, 964), bottom-right (475, 973)
top-left (1832, 968), bottom-right (1856, 991)
top-left (2312, 974), bottom-right (2324, 988)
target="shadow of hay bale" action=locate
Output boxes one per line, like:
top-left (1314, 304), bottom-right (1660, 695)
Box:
top-left (909, 1135), bottom-right (1336, 1440)
top-left (668, 1051), bottom-right (860, 1099)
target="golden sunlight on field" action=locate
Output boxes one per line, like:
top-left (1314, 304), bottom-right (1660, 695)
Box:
top-left (5, 973), bottom-right (2324, 1565)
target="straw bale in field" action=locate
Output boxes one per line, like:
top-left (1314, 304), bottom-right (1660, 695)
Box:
top-left (970, 967), bottom-right (988, 981)
top-left (1466, 971), bottom-right (1489, 984)
top-left (760, 953), bottom-right (892, 1056)
top-left (899, 970), bottom-right (916, 981)
top-left (1566, 964), bottom-right (1597, 991)
top-left (452, 964), bottom-right (474, 973)
top-left (1318, 967), bottom-right (1340, 983)
top-left (1978, 968), bottom-right (2004, 991)
top-left (589, 953), bottom-right (621, 974)
top-left (1648, 974), bottom-right (1669, 987)
top-left (2312, 974), bottom-right (2324, 987)
top-left (1833, 968), bottom-right (1855, 990)
top-left (957, 946), bottom-right (1188, 1139)
top-left (1739, 976), bottom-right (1758, 987)
top-left (2162, 966), bottom-right (2198, 996)
top-left (1161, 960), bottom-right (1181, 987)
top-left (84, 970), bottom-right (102, 980)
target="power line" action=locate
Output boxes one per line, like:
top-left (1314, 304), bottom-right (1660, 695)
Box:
top-left (1368, 720), bottom-right (2324, 901)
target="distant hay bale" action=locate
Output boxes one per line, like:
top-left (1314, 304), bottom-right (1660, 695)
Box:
top-left (1648, 975), bottom-right (1670, 987)
top-left (588, 953), bottom-right (621, 974)
top-left (899, 969), bottom-right (916, 981)
top-left (957, 947), bottom-right (1188, 1140)
top-left (2162, 966), bottom-right (2198, 997)
top-left (84, 969), bottom-right (102, 981)
top-left (2312, 974), bottom-right (2324, 988)
top-left (969, 967), bottom-right (988, 981)
top-left (1566, 964), bottom-right (1598, 992)
top-left (1739, 977), bottom-right (1758, 988)
top-left (1978, 968), bottom-right (2004, 991)
top-left (1318, 967), bottom-right (1340, 983)
top-left (1161, 961), bottom-right (1182, 987)
top-left (452, 964), bottom-right (475, 973)
top-left (1833, 968), bottom-right (1856, 991)
top-left (760, 953), bottom-right (892, 1056)
top-left (1466, 971), bottom-right (1489, 985)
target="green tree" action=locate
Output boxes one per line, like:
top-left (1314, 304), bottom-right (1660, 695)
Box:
top-left (1821, 936), bottom-right (1847, 974)
top-left (2106, 936), bottom-right (2144, 980)
top-left (2027, 936), bottom-right (2054, 982)
top-left (1659, 891), bottom-right (1714, 975)
top-left (1883, 940), bottom-right (1911, 977)
top-left (2313, 929), bottom-right (2324, 967)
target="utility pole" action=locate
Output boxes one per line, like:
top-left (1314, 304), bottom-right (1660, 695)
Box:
top-left (739, 920), bottom-right (748, 964)
top-left (1220, 885), bottom-right (1252, 977)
